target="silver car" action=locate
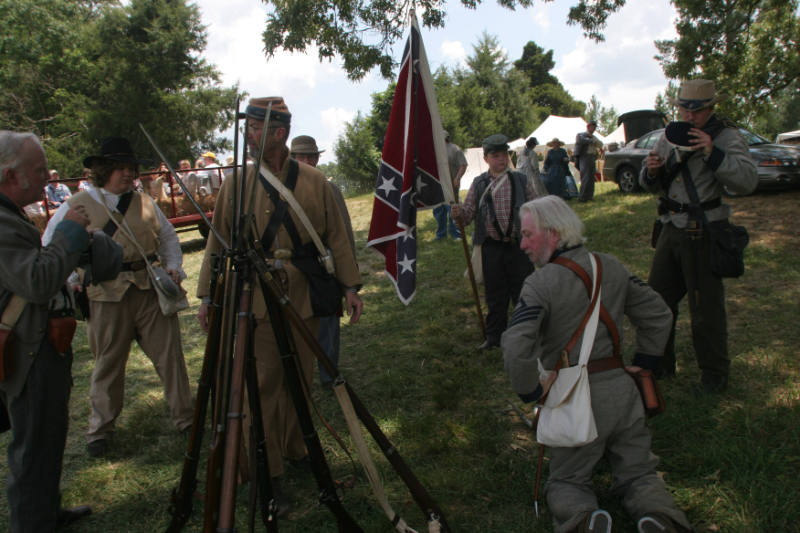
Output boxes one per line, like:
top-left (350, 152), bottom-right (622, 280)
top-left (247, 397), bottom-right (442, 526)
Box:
top-left (603, 127), bottom-right (800, 195)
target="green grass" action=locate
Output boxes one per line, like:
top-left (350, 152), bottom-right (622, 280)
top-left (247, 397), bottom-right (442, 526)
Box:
top-left (2, 182), bottom-right (799, 532)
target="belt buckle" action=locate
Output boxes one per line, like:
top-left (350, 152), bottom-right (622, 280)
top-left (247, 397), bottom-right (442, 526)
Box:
top-left (686, 219), bottom-right (703, 239)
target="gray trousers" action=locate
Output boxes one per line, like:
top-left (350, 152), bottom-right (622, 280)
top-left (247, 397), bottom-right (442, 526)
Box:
top-left (578, 156), bottom-right (596, 201)
top-left (4, 342), bottom-right (72, 532)
top-left (545, 370), bottom-right (691, 533)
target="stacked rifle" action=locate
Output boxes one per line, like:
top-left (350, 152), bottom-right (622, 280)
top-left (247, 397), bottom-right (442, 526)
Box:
top-left (140, 102), bottom-right (451, 532)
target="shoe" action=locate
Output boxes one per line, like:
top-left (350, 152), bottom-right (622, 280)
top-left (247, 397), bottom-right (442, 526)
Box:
top-left (57, 505), bottom-right (92, 529)
top-left (477, 340), bottom-right (500, 351)
top-left (638, 514), bottom-right (669, 532)
top-left (586, 509), bottom-right (612, 533)
top-left (271, 477), bottom-right (291, 517)
top-left (700, 373), bottom-right (728, 393)
top-left (87, 439), bottom-right (107, 458)
top-left (288, 455), bottom-right (312, 471)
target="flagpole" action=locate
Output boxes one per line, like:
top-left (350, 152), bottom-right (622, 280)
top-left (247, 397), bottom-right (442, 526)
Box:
top-left (454, 202), bottom-right (485, 338)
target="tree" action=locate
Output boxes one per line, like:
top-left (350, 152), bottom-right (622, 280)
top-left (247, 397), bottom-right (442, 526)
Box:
top-left (261, 0), bottom-right (630, 81)
top-left (655, 0), bottom-right (800, 136)
top-left (585, 95), bottom-right (618, 135)
top-left (333, 113), bottom-right (381, 194)
top-left (434, 33), bottom-right (541, 146)
top-left (0, 0), bottom-right (238, 178)
top-left (513, 41), bottom-right (585, 119)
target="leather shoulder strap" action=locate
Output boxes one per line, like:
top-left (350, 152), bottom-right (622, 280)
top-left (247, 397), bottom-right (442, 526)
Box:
top-left (552, 254), bottom-right (621, 361)
top-left (258, 159), bottom-right (299, 249)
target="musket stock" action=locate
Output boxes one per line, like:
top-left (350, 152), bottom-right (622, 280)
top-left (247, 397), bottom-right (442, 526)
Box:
top-left (165, 255), bottom-right (225, 533)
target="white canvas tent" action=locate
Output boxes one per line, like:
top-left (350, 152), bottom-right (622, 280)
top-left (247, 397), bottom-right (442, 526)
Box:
top-left (603, 124), bottom-right (627, 147)
top-left (776, 129), bottom-right (800, 145)
top-left (459, 147), bottom-right (489, 191)
top-left (528, 115), bottom-right (607, 149)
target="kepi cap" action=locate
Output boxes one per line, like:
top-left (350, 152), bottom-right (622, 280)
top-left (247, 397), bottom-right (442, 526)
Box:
top-left (482, 133), bottom-right (509, 155)
top-left (245, 96), bottom-right (292, 124)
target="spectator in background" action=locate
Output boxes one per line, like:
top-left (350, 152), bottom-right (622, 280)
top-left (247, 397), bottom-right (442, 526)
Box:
top-left (45, 169), bottom-right (72, 208)
top-left (200, 151), bottom-right (222, 191)
top-left (517, 137), bottom-right (548, 197)
top-left (542, 138), bottom-right (570, 198)
top-left (433, 130), bottom-right (467, 241)
top-left (290, 134), bottom-right (356, 388)
top-left (77, 168), bottom-right (93, 191)
top-left (574, 120), bottom-right (604, 202)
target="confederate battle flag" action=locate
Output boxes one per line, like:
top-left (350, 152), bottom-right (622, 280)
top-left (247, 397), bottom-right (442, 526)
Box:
top-left (366, 14), bottom-right (453, 305)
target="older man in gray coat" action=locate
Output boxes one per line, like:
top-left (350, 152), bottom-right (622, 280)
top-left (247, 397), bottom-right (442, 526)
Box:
top-left (0, 131), bottom-right (121, 531)
top-left (502, 196), bottom-right (692, 533)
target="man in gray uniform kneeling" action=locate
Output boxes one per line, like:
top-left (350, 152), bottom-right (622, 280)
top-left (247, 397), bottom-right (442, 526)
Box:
top-left (502, 196), bottom-right (693, 533)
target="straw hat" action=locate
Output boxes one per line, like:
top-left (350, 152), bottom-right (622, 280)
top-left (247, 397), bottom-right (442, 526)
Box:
top-left (668, 79), bottom-right (726, 111)
top-left (546, 138), bottom-right (565, 148)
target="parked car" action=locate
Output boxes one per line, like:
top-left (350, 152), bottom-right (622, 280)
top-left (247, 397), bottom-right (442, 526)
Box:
top-left (603, 127), bottom-right (800, 194)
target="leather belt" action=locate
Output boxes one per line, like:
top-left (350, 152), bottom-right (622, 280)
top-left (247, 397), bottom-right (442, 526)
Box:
top-left (587, 356), bottom-right (623, 374)
top-left (121, 254), bottom-right (158, 271)
top-left (658, 196), bottom-right (721, 214)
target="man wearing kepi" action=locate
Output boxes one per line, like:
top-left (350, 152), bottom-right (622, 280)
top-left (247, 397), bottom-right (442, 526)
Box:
top-left (502, 195), bottom-right (693, 533)
top-left (452, 133), bottom-right (536, 350)
top-left (574, 120), bottom-right (603, 202)
top-left (0, 131), bottom-right (118, 531)
top-left (640, 79), bottom-right (757, 392)
top-left (197, 97), bottom-right (363, 514)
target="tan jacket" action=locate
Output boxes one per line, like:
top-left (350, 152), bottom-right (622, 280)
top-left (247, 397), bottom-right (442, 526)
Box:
top-left (198, 155), bottom-right (361, 320)
top-left (68, 191), bottom-right (161, 302)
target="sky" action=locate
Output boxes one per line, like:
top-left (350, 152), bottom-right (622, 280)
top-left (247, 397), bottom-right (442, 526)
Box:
top-left (193, 0), bottom-right (678, 164)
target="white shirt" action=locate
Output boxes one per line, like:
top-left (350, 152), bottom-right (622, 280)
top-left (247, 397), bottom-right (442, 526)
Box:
top-left (42, 187), bottom-right (185, 278)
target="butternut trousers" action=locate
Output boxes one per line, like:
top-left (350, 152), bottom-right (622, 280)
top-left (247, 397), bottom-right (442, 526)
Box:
top-left (248, 316), bottom-right (318, 478)
top-left (86, 286), bottom-right (194, 442)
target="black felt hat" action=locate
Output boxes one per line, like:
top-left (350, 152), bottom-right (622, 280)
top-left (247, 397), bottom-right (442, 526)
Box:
top-left (83, 137), bottom-right (153, 168)
top-left (665, 121), bottom-right (694, 148)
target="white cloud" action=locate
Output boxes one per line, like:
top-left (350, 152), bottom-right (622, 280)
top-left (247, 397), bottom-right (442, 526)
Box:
top-left (552, 0), bottom-right (678, 113)
top-left (530, 3), bottom-right (553, 30)
top-left (440, 40), bottom-right (467, 65)
top-left (314, 107), bottom-right (358, 164)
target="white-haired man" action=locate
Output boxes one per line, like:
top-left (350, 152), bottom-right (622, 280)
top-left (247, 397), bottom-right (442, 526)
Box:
top-left (502, 196), bottom-right (692, 533)
top-left (0, 131), bottom-right (103, 531)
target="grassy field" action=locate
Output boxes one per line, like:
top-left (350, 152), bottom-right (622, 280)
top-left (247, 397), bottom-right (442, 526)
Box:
top-left (2, 182), bottom-right (799, 532)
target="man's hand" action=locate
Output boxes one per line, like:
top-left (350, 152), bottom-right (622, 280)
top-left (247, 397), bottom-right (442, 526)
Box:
top-left (64, 206), bottom-right (90, 228)
top-left (688, 127), bottom-right (713, 156)
top-left (344, 291), bottom-right (363, 324)
top-left (450, 204), bottom-right (461, 219)
top-left (166, 268), bottom-right (181, 285)
top-left (645, 151), bottom-right (665, 176)
top-left (198, 302), bottom-right (210, 332)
